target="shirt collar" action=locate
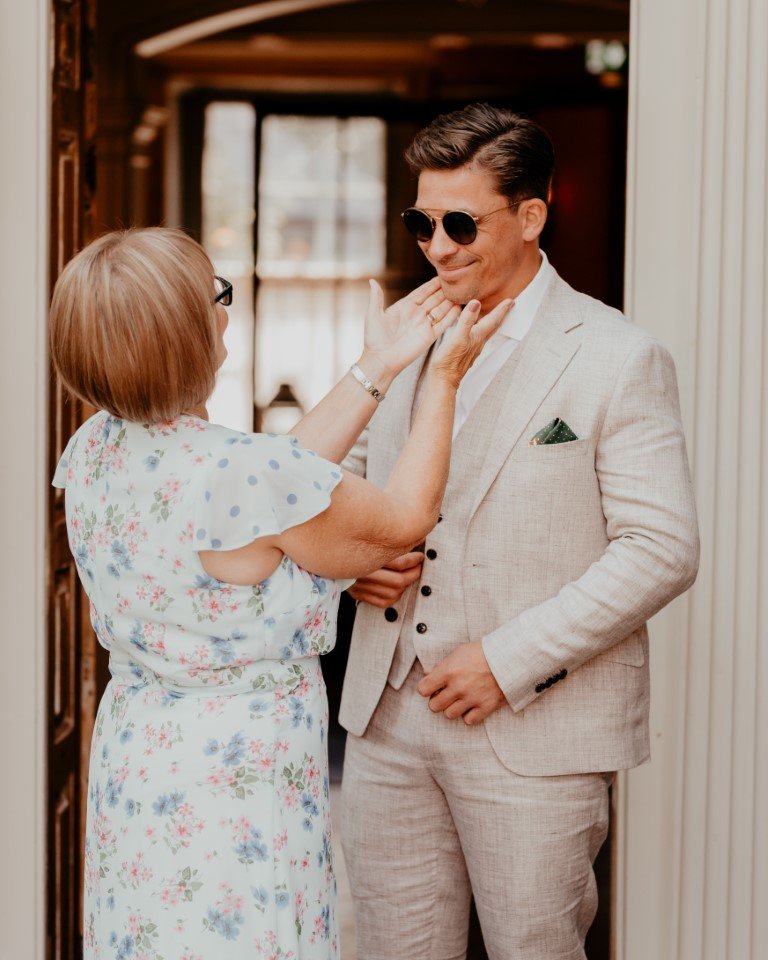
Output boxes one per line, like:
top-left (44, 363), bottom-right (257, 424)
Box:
top-left (497, 249), bottom-right (554, 342)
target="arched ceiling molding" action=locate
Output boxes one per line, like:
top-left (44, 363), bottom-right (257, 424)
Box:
top-left (134, 0), bottom-right (363, 59)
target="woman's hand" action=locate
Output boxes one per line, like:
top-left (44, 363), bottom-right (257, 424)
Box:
top-left (430, 298), bottom-right (514, 389)
top-left (362, 277), bottom-right (460, 378)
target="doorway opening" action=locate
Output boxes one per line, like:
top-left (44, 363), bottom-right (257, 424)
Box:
top-left (48, 2), bottom-right (631, 957)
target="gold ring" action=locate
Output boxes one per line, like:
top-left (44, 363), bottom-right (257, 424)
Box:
top-left (427, 310), bottom-right (440, 325)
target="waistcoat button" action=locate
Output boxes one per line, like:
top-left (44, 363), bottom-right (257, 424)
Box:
top-left (420, 585), bottom-right (432, 597)
top-left (416, 622), bottom-right (428, 634)
top-left (426, 548), bottom-right (437, 560)
top-left (384, 607), bottom-right (398, 622)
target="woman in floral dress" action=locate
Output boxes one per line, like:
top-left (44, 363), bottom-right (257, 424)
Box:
top-left (49, 228), bottom-right (509, 959)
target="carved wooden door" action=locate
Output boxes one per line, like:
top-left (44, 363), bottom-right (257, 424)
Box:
top-left (48, 1), bottom-right (99, 958)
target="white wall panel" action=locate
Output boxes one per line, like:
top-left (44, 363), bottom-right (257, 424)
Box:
top-left (622, 1), bottom-right (768, 957)
top-left (0, 0), bottom-right (48, 958)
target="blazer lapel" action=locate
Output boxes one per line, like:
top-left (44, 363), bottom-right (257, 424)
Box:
top-left (467, 274), bottom-right (584, 519)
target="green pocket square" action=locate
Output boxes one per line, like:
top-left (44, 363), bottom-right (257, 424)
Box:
top-left (529, 418), bottom-right (579, 445)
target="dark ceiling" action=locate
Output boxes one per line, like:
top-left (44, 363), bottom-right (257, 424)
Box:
top-left (100, 0), bottom-right (629, 48)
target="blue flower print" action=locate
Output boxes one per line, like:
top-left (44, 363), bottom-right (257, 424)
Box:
top-left (206, 907), bottom-right (244, 941)
top-left (222, 731), bottom-right (246, 767)
top-left (301, 793), bottom-right (319, 818)
top-left (317, 829), bottom-right (332, 868)
top-left (105, 775), bottom-right (122, 808)
top-left (318, 904), bottom-right (331, 940)
top-left (153, 794), bottom-right (171, 816)
top-left (142, 452), bottom-right (162, 471)
top-left (234, 827), bottom-right (268, 863)
top-left (209, 635), bottom-right (235, 664)
top-left (219, 915), bottom-right (242, 940)
top-left (203, 738), bottom-right (219, 755)
top-left (251, 885), bottom-right (269, 907)
top-left (124, 798), bottom-right (137, 817)
top-left (116, 933), bottom-right (135, 959)
top-left (292, 629), bottom-right (309, 656)
top-left (249, 697), bottom-right (269, 718)
top-left (194, 573), bottom-right (223, 590)
top-left (310, 573), bottom-right (328, 596)
top-left (275, 890), bottom-right (290, 910)
top-left (110, 540), bottom-right (133, 572)
top-left (129, 621), bottom-right (148, 653)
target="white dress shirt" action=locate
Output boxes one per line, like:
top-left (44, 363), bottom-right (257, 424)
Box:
top-left (452, 250), bottom-right (554, 437)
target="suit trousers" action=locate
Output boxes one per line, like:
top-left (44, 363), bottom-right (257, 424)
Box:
top-left (340, 664), bottom-right (612, 960)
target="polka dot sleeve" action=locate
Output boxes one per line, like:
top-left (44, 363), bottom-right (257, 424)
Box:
top-left (192, 432), bottom-right (344, 552)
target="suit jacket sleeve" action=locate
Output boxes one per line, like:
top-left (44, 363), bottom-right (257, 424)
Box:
top-left (482, 336), bottom-right (700, 713)
top-left (341, 425), bottom-right (368, 478)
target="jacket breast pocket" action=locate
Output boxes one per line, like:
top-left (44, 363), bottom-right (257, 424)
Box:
top-left (510, 438), bottom-right (591, 462)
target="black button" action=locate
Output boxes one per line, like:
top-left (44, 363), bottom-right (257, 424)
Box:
top-left (535, 683), bottom-right (545, 693)
top-left (426, 548), bottom-right (437, 560)
top-left (421, 585), bottom-right (432, 597)
top-left (437, 514), bottom-right (443, 523)
top-left (384, 607), bottom-right (398, 622)
top-left (416, 622), bottom-right (428, 634)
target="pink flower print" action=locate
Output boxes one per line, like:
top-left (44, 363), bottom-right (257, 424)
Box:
top-left (273, 830), bottom-right (288, 852)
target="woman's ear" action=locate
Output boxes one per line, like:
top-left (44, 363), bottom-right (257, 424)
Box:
top-left (215, 304), bottom-right (229, 366)
top-left (520, 198), bottom-right (548, 242)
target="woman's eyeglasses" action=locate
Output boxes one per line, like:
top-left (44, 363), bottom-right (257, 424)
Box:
top-left (213, 276), bottom-right (233, 306)
top-left (401, 202), bottom-right (522, 245)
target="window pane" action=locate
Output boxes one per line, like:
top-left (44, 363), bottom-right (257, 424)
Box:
top-left (255, 279), bottom-right (367, 419)
top-left (255, 116), bottom-right (385, 426)
top-left (257, 116), bottom-right (385, 278)
top-left (201, 101), bottom-right (256, 431)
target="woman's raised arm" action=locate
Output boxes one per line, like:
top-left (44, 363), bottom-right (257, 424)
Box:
top-left (199, 298), bottom-right (511, 586)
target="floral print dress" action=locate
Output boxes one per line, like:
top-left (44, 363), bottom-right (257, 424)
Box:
top-left (53, 411), bottom-right (348, 960)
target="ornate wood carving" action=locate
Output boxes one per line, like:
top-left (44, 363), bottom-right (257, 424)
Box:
top-left (48, 1), bottom-right (97, 958)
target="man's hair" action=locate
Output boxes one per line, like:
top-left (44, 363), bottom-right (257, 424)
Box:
top-left (50, 227), bottom-right (220, 423)
top-left (404, 102), bottom-right (554, 204)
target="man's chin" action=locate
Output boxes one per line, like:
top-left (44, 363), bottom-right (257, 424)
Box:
top-left (439, 277), bottom-right (478, 305)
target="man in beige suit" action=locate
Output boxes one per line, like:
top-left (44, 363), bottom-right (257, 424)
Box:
top-left (338, 103), bottom-right (699, 960)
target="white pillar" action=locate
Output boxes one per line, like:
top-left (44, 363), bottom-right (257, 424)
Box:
top-left (0, 0), bottom-right (48, 957)
top-left (621, 0), bottom-right (768, 957)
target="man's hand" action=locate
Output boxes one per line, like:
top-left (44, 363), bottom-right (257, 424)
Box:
top-left (347, 552), bottom-right (424, 608)
top-left (417, 641), bottom-right (507, 725)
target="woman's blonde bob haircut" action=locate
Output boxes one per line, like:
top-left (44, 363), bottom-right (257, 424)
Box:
top-left (50, 227), bottom-right (221, 423)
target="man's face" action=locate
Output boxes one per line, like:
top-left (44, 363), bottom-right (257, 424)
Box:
top-left (414, 164), bottom-right (526, 309)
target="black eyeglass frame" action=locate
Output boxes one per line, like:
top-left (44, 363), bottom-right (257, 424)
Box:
top-left (213, 276), bottom-right (233, 306)
top-left (401, 201), bottom-right (526, 245)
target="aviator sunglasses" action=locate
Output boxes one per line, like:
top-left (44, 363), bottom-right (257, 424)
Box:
top-left (401, 201), bottom-right (523, 246)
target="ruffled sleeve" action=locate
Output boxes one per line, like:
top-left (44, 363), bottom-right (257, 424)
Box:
top-left (52, 431), bottom-right (80, 489)
top-left (192, 432), bottom-right (344, 552)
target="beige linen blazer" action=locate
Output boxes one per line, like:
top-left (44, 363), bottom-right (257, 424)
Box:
top-left (339, 271), bottom-right (699, 775)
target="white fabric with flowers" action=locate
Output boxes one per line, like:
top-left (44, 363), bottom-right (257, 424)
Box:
top-left (53, 411), bottom-right (346, 960)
